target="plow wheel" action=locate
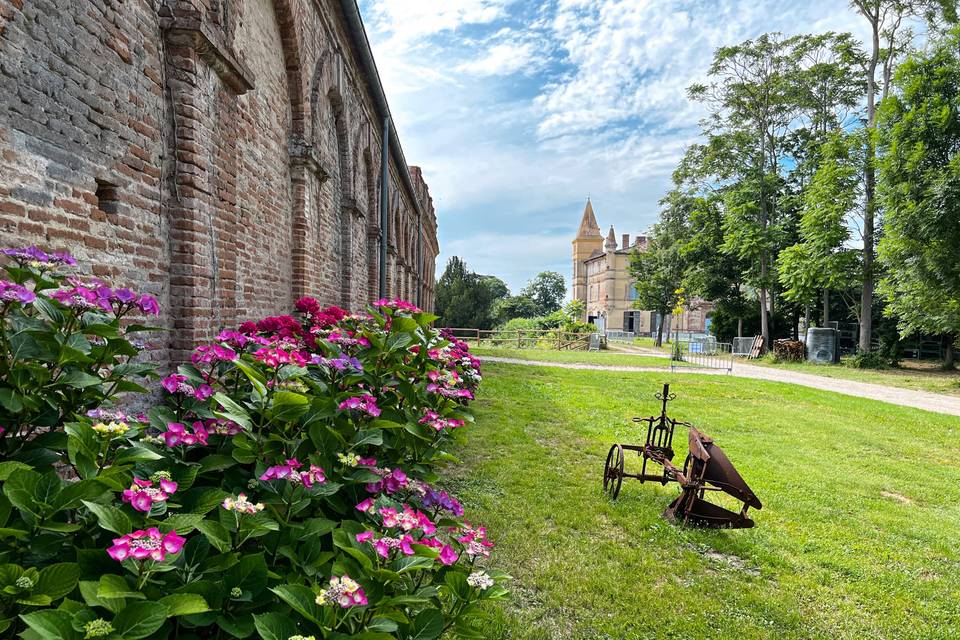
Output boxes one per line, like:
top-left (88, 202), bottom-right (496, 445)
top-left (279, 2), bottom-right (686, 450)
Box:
top-left (603, 444), bottom-right (625, 499)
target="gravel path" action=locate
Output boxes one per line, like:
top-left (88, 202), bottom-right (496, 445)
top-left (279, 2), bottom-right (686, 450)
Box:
top-left (480, 355), bottom-right (960, 418)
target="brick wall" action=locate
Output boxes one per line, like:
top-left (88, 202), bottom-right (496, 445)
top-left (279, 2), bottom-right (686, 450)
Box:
top-left (0, 0), bottom-right (439, 369)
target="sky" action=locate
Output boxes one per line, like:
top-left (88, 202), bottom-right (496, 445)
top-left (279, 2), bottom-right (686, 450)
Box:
top-left (357, 0), bottom-right (872, 294)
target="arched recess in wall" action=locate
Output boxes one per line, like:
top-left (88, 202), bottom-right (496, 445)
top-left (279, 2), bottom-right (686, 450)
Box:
top-left (270, 0), bottom-right (311, 301)
top-left (306, 50), bottom-right (356, 307)
top-left (330, 89), bottom-right (354, 308)
top-left (362, 148), bottom-right (378, 301)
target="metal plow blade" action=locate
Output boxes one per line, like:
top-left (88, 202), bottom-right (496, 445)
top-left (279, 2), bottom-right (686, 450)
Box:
top-left (664, 428), bottom-right (762, 529)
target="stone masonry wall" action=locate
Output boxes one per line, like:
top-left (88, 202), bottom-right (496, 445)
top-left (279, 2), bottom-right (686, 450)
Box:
top-left (0, 0), bottom-right (439, 370)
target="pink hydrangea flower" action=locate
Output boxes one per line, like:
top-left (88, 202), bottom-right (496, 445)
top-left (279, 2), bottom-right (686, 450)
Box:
top-left (379, 507), bottom-right (400, 528)
top-left (458, 523), bottom-right (495, 559)
top-left (162, 421), bottom-right (209, 447)
top-left (356, 530), bottom-right (375, 543)
top-left (365, 467), bottom-right (408, 494)
top-left (338, 394), bottom-right (381, 418)
top-left (192, 344), bottom-right (238, 365)
top-left (316, 575), bottom-right (367, 608)
top-left (106, 528), bottom-right (186, 562)
top-left (260, 458), bottom-right (302, 482)
top-left (259, 459), bottom-right (327, 488)
top-left (0, 280), bottom-right (36, 304)
top-left (253, 347), bottom-right (308, 368)
top-left (356, 498), bottom-right (376, 513)
top-left (418, 409), bottom-right (466, 431)
top-left (438, 544), bottom-right (459, 566)
top-left (121, 475), bottom-right (177, 513)
top-left (301, 464), bottom-right (326, 488)
top-left (161, 374), bottom-right (193, 395)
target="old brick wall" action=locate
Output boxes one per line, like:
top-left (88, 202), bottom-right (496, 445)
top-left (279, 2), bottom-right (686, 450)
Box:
top-left (0, 0), bottom-right (439, 369)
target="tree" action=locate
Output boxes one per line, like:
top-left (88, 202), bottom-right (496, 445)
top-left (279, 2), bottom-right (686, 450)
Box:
top-left (629, 218), bottom-right (686, 347)
top-left (778, 131), bottom-right (863, 321)
top-left (688, 33), bottom-right (798, 350)
top-left (783, 32), bottom-right (866, 325)
top-left (877, 29), bottom-right (960, 368)
top-left (850, 0), bottom-right (928, 352)
top-left (493, 295), bottom-right (538, 324)
top-left (520, 271), bottom-right (566, 316)
top-left (434, 257), bottom-right (508, 329)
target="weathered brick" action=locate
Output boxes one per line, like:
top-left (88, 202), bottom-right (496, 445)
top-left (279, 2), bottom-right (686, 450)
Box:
top-left (0, 0), bottom-right (438, 369)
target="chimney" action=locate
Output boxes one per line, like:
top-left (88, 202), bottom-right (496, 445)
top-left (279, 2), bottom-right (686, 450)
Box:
top-left (621, 234), bottom-right (630, 250)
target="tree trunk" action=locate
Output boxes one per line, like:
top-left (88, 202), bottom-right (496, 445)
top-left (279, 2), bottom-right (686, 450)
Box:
top-left (859, 7), bottom-right (880, 354)
top-left (822, 289), bottom-right (830, 326)
top-left (737, 317), bottom-right (743, 338)
top-left (944, 334), bottom-right (956, 370)
top-left (803, 305), bottom-right (810, 335)
top-left (860, 153), bottom-right (875, 352)
top-left (655, 313), bottom-right (665, 348)
top-left (759, 254), bottom-right (770, 350)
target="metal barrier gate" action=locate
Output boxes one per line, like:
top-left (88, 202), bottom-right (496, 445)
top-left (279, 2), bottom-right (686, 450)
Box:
top-left (671, 340), bottom-right (733, 373)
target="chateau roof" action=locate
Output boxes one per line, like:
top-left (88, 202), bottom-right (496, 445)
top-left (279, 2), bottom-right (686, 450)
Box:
top-left (576, 198), bottom-right (601, 238)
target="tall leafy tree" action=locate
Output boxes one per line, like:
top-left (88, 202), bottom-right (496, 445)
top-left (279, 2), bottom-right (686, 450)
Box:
top-left (850, 0), bottom-right (926, 351)
top-left (778, 131), bottom-right (864, 322)
top-left (688, 33), bottom-right (798, 349)
top-left (520, 271), bottom-right (567, 316)
top-left (629, 202), bottom-right (688, 347)
top-left (783, 32), bottom-right (866, 323)
top-left (434, 257), bottom-right (508, 329)
top-left (877, 29), bottom-right (960, 368)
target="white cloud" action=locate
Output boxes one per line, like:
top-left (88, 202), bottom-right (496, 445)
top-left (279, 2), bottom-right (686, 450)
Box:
top-left (457, 41), bottom-right (538, 76)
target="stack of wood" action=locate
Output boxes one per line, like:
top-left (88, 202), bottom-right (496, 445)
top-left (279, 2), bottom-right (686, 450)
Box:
top-left (773, 339), bottom-right (805, 361)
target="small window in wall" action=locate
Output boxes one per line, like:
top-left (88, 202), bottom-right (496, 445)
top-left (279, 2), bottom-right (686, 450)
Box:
top-left (95, 179), bottom-right (119, 216)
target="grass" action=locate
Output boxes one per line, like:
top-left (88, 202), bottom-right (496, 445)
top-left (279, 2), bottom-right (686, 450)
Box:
top-left (745, 357), bottom-right (960, 397)
top-left (632, 336), bottom-right (672, 353)
top-left (470, 346), bottom-right (672, 369)
top-left (445, 362), bottom-right (960, 639)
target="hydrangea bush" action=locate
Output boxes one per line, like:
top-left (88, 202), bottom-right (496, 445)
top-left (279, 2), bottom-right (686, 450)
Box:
top-left (0, 249), bottom-right (507, 640)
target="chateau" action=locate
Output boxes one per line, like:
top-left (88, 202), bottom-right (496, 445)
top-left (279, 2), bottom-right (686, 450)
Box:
top-left (0, 0), bottom-right (438, 368)
top-left (571, 199), bottom-right (713, 335)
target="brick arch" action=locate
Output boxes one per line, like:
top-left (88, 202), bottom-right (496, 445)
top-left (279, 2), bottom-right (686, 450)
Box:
top-left (272, 0), bottom-right (307, 141)
top-left (307, 50), bottom-right (357, 307)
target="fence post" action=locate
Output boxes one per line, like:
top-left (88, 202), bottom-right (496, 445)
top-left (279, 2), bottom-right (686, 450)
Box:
top-left (556, 331), bottom-right (561, 350)
top-left (517, 330), bottom-right (521, 349)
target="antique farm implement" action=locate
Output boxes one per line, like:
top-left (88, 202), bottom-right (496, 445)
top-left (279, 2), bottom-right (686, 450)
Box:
top-left (602, 384), bottom-right (762, 528)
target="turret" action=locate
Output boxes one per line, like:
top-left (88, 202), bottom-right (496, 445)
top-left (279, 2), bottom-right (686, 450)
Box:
top-left (605, 226), bottom-right (617, 251)
top-left (571, 199), bottom-right (604, 311)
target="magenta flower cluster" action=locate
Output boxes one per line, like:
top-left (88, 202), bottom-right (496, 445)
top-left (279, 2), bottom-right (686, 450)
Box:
top-left (2, 246), bottom-right (76, 266)
top-left (121, 476), bottom-right (178, 512)
top-left (161, 374), bottom-right (212, 400)
top-left (50, 280), bottom-right (159, 316)
top-left (259, 458), bottom-right (327, 488)
top-left (161, 421), bottom-right (209, 447)
top-left (106, 528), bottom-right (186, 562)
top-left (191, 344), bottom-right (238, 365)
top-left (338, 394), bottom-right (381, 418)
top-left (418, 409), bottom-right (465, 432)
top-left (0, 280), bottom-right (36, 304)
top-left (364, 467), bottom-right (408, 495)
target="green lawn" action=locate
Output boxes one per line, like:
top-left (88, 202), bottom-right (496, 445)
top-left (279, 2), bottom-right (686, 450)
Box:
top-left (746, 357), bottom-right (960, 397)
top-left (445, 362), bottom-right (960, 640)
top-left (470, 346), bottom-right (672, 369)
top-left (632, 336), bottom-right (673, 353)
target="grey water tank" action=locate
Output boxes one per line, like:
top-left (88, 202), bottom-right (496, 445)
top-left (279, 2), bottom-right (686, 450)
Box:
top-left (806, 328), bottom-right (838, 364)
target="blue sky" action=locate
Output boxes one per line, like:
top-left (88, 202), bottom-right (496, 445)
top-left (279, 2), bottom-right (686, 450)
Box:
top-left (357, 0), bottom-right (870, 294)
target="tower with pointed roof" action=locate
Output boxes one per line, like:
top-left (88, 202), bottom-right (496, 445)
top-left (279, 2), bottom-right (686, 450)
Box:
top-left (571, 198), bottom-right (604, 306)
top-left (569, 199), bottom-right (714, 333)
